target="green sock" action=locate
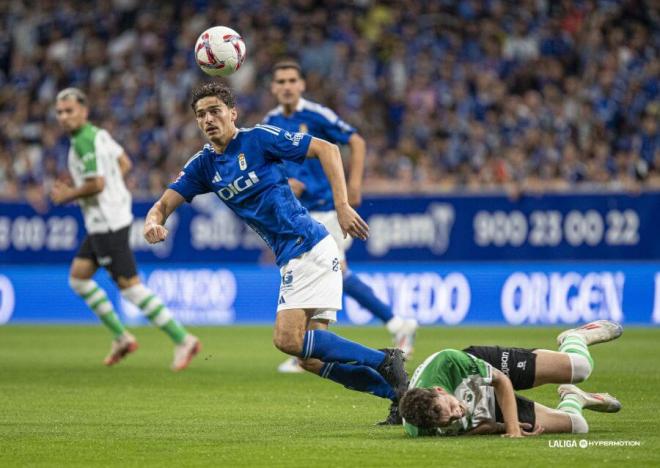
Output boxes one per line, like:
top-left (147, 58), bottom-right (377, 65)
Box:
top-left (82, 285), bottom-right (126, 338)
top-left (558, 394), bottom-right (584, 415)
top-left (559, 334), bottom-right (594, 369)
top-left (126, 288), bottom-right (187, 344)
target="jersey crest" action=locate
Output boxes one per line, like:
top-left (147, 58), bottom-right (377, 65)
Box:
top-left (238, 153), bottom-right (247, 170)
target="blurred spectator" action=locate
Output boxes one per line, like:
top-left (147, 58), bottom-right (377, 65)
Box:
top-left (0, 0), bottom-right (658, 201)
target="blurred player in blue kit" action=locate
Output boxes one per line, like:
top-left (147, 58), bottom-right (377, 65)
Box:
top-left (264, 60), bottom-right (418, 374)
top-left (143, 83), bottom-right (408, 421)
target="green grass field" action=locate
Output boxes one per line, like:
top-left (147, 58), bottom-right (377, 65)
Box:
top-left (1, 325), bottom-right (658, 467)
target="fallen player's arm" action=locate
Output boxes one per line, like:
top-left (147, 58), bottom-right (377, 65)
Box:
top-left (491, 368), bottom-right (522, 438)
top-left (144, 189), bottom-right (185, 244)
top-left (306, 137), bottom-right (368, 240)
top-left (465, 422), bottom-right (503, 436)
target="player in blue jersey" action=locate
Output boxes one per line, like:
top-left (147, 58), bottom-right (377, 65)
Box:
top-left (143, 82), bottom-right (408, 421)
top-left (264, 60), bottom-right (418, 377)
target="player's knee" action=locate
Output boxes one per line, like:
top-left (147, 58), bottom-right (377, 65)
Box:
top-left (569, 413), bottom-right (589, 434)
top-left (569, 354), bottom-right (593, 383)
top-left (272, 328), bottom-right (303, 356)
top-left (69, 277), bottom-right (94, 295)
top-left (298, 358), bottom-right (321, 373)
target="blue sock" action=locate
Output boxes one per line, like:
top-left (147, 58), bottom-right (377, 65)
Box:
top-left (343, 272), bottom-right (394, 323)
top-left (320, 362), bottom-right (396, 400)
top-left (302, 330), bottom-right (385, 369)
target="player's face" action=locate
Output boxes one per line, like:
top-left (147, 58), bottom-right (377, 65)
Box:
top-left (194, 96), bottom-right (237, 143)
top-left (433, 388), bottom-right (467, 427)
top-left (271, 68), bottom-right (305, 106)
top-left (55, 97), bottom-right (88, 133)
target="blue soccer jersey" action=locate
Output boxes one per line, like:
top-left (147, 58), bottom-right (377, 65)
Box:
top-left (169, 124), bottom-right (328, 266)
top-left (263, 98), bottom-right (356, 212)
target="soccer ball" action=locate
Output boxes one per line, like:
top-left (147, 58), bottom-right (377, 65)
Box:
top-left (194, 26), bottom-right (246, 77)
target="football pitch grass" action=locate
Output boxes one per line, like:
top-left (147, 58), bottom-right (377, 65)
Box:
top-left (1, 325), bottom-right (658, 467)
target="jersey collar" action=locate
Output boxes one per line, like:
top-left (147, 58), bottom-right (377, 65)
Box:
top-left (277, 97), bottom-right (307, 116)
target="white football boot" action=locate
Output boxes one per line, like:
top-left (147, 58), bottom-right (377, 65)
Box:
top-left (557, 320), bottom-right (623, 347)
top-left (104, 332), bottom-right (138, 366)
top-left (558, 384), bottom-right (622, 413)
top-left (172, 334), bottom-right (201, 372)
top-left (277, 357), bottom-right (305, 374)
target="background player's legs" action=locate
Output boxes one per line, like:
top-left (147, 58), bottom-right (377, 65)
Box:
top-left (118, 275), bottom-right (200, 371)
top-left (311, 211), bottom-right (418, 357)
top-left (118, 275), bottom-right (187, 344)
top-left (69, 257), bottom-right (128, 341)
top-left (342, 262), bottom-right (418, 358)
top-left (69, 257), bottom-right (137, 365)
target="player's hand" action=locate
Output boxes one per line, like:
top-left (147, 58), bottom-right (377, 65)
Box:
top-left (143, 221), bottom-right (168, 244)
top-left (336, 203), bottom-right (369, 240)
top-left (519, 422), bottom-right (544, 436)
top-left (501, 424), bottom-right (523, 438)
top-left (50, 181), bottom-right (73, 205)
top-left (347, 182), bottom-right (362, 207)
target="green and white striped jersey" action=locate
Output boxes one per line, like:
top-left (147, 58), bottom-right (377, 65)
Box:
top-left (67, 123), bottom-right (133, 234)
top-left (403, 349), bottom-right (496, 437)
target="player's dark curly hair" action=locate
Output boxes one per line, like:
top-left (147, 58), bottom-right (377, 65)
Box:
top-left (191, 82), bottom-right (235, 110)
top-left (399, 388), bottom-right (442, 429)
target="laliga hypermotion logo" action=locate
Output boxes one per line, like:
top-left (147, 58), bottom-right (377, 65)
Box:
top-left (196, 33), bottom-right (244, 71)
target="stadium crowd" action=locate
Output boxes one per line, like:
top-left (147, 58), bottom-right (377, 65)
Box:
top-left (0, 0), bottom-right (658, 203)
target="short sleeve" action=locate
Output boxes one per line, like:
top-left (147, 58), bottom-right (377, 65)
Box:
top-left (168, 154), bottom-right (211, 202)
top-left (99, 130), bottom-right (124, 159)
top-left (73, 133), bottom-right (98, 178)
top-left (255, 124), bottom-right (312, 164)
top-left (319, 114), bottom-right (355, 145)
top-left (469, 355), bottom-right (494, 386)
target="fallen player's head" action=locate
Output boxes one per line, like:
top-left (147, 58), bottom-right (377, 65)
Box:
top-left (399, 387), bottom-right (467, 429)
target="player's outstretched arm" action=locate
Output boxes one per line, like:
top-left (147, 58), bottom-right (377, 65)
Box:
top-left (144, 189), bottom-right (185, 244)
top-left (307, 137), bottom-right (369, 240)
top-left (347, 133), bottom-right (365, 207)
top-left (491, 368), bottom-right (523, 438)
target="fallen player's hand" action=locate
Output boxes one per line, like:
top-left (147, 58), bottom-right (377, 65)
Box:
top-left (337, 203), bottom-right (369, 240)
top-left (144, 222), bottom-right (168, 244)
top-left (501, 426), bottom-right (523, 438)
top-left (520, 422), bottom-right (544, 436)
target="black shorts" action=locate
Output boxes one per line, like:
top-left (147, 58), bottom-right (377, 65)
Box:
top-left (495, 393), bottom-right (536, 428)
top-left (76, 225), bottom-right (138, 281)
top-left (462, 345), bottom-right (537, 390)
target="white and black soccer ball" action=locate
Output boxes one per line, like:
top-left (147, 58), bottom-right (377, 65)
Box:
top-left (194, 26), bottom-right (246, 77)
